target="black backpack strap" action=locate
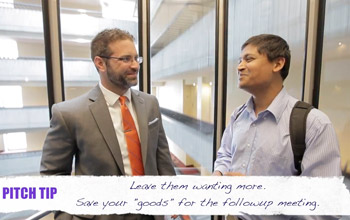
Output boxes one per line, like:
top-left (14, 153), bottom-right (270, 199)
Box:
top-left (234, 104), bottom-right (246, 121)
top-left (289, 101), bottom-right (313, 175)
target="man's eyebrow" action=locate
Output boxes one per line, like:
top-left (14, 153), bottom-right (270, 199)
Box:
top-left (241, 53), bottom-right (253, 59)
top-left (244, 53), bottom-right (254, 57)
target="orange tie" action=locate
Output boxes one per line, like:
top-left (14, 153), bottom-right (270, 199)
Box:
top-left (119, 96), bottom-right (145, 176)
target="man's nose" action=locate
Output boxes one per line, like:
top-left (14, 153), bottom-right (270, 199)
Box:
top-left (130, 59), bottom-right (139, 69)
top-left (237, 61), bottom-right (245, 72)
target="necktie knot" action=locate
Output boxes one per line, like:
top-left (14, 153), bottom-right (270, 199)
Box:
top-left (119, 96), bottom-right (127, 106)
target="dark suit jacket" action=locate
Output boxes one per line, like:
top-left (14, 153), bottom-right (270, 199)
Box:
top-left (40, 85), bottom-right (175, 220)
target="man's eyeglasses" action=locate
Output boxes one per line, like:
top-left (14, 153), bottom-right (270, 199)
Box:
top-left (99, 55), bottom-right (143, 64)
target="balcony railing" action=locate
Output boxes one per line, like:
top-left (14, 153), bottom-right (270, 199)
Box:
top-left (0, 58), bottom-right (99, 86)
top-left (160, 108), bottom-right (214, 173)
top-left (0, 106), bottom-right (49, 132)
top-left (0, 6), bottom-right (138, 38)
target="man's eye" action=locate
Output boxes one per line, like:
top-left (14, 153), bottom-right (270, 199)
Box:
top-left (246, 57), bottom-right (253, 62)
top-left (121, 57), bottom-right (131, 62)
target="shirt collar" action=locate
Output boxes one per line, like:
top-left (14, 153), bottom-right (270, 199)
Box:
top-left (245, 87), bottom-right (288, 122)
top-left (245, 96), bottom-right (255, 116)
top-left (266, 87), bottom-right (288, 122)
top-left (99, 82), bottom-right (132, 106)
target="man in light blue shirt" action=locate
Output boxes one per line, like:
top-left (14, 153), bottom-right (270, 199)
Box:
top-left (213, 34), bottom-right (341, 219)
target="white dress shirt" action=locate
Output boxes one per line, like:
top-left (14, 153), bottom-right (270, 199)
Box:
top-left (99, 82), bottom-right (140, 175)
top-left (215, 88), bottom-right (341, 220)
top-left (215, 87), bottom-right (341, 177)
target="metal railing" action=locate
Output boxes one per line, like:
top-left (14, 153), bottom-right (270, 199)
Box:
top-left (25, 211), bottom-right (52, 220)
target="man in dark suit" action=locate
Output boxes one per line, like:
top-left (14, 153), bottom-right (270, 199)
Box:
top-left (40, 28), bottom-right (176, 220)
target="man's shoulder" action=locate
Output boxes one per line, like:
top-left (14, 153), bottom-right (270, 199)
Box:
top-left (307, 107), bottom-right (332, 127)
top-left (284, 98), bottom-right (331, 123)
top-left (53, 88), bottom-right (95, 111)
top-left (131, 89), bottom-right (157, 101)
top-left (284, 92), bottom-right (332, 126)
top-left (285, 98), bottom-right (333, 133)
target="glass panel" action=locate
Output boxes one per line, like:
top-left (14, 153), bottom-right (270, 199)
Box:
top-left (226, 0), bottom-right (307, 123)
top-left (0, 0), bottom-right (49, 176)
top-left (319, 0), bottom-right (350, 175)
top-left (150, 0), bottom-right (216, 179)
top-left (59, 0), bottom-right (139, 100)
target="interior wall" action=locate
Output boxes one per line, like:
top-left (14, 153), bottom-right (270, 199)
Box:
top-left (26, 129), bottom-right (47, 151)
top-left (65, 86), bottom-right (93, 100)
top-left (157, 79), bottom-right (183, 113)
top-left (183, 84), bottom-right (197, 119)
top-left (22, 86), bottom-right (48, 106)
top-left (17, 41), bottom-right (45, 57)
top-left (62, 43), bottom-right (90, 59)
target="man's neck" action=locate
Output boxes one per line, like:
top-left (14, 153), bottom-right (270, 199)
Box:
top-left (101, 80), bottom-right (128, 96)
top-left (252, 85), bottom-right (283, 116)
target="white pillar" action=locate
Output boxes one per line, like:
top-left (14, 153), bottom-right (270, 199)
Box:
top-left (0, 134), bottom-right (4, 152)
top-left (196, 77), bottom-right (203, 120)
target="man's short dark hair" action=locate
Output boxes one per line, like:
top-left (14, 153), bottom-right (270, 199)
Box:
top-left (90, 28), bottom-right (135, 61)
top-left (242, 34), bottom-right (291, 80)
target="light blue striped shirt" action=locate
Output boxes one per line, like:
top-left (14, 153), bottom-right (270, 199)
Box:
top-left (215, 88), bottom-right (341, 177)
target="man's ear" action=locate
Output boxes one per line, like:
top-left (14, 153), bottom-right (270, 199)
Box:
top-left (272, 57), bottom-right (286, 73)
top-left (93, 56), bottom-right (106, 73)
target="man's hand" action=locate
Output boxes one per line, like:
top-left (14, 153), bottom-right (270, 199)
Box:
top-left (212, 170), bottom-right (245, 176)
top-left (224, 172), bottom-right (245, 176)
top-left (212, 170), bottom-right (223, 176)
top-left (171, 215), bottom-right (191, 220)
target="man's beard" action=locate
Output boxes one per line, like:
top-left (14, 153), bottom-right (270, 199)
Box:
top-left (106, 66), bottom-right (138, 90)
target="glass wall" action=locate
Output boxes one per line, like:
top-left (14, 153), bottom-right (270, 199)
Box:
top-left (0, 0), bottom-right (49, 175)
top-left (150, 0), bottom-right (216, 176)
top-left (0, 0), bottom-right (349, 219)
top-left (319, 0), bottom-right (350, 174)
top-left (59, 0), bottom-right (139, 100)
top-left (225, 0), bottom-right (308, 123)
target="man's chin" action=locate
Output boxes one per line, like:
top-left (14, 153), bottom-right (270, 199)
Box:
top-left (238, 84), bottom-right (251, 93)
top-left (128, 80), bottom-right (138, 87)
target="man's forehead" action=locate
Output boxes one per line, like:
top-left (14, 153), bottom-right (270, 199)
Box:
top-left (109, 39), bottom-right (134, 46)
top-left (240, 44), bottom-right (259, 56)
top-left (108, 40), bottom-right (137, 51)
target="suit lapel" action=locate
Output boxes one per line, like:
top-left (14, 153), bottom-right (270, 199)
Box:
top-left (88, 86), bottom-right (125, 175)
top-left (131, 90), bottom-right (148, 167)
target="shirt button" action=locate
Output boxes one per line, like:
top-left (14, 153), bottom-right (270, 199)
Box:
top-left (242, 163), bottom-right (246, 167)
top-left (247, 144), bottom-right (250, 147)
